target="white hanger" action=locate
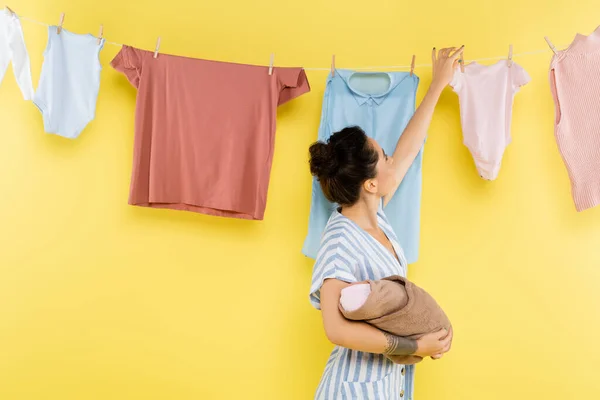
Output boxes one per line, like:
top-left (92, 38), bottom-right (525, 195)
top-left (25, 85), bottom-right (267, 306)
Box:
top-left (153, 37), bottom-right (161, 59)
top-left (97, 24), bottom-right (103, 45)
top-left (57, 12), bottom-right (65, 34)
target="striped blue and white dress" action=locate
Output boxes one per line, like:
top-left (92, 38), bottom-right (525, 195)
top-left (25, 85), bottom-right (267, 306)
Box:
top-left (309, 202), bottom-right (415, 399)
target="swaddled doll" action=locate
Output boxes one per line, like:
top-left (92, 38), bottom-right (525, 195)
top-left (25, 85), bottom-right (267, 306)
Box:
top-left (339, 275), bottom-right (451, 364)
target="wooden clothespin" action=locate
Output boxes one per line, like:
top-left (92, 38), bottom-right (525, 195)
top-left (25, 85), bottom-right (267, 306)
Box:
top-left (544, 36), bottom-right (558, 55)
top-left (410, 55), bottom-right (416, 76)
top-left (268, 53), bottom-right (274, 76)
top-left (153, 37), bottom-right (161, 59)
top-left (57, 12), bottom-right (65, 34)
top-left (507, 44), bottom-right (513, 67)
top-left (5, 6), bottom-right (16, 15)
top-left (331, 55), bottom-right (336, 77)
top-left (97, 25), bottom-right (103, 45)
top-left (459, 51), bottom-right (465, 73)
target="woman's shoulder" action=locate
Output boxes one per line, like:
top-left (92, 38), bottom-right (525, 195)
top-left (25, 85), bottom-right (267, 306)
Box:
top-left (320, 212), bottom-right (355, 245)
top-left (310, 215), bottom-right (363, 307)
top-left (317, 213), bottom-right (366, 261)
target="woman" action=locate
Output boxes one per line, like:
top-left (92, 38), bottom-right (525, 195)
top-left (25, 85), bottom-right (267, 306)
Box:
top-left (308, 47), bottom-right (463, 399)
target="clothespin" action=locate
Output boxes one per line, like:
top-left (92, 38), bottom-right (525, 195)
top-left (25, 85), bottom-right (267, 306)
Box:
top-left (331, 55), bottom-right (336, 77)
top-left (5, 6), bottom-right (16, 15)
top-left (97, 24), bottom-right (103, 45)
top-left (57, 12), bottom-right (65, 34)
top-left (268, 53), bottom-right (274, 76)
top-left (410, 55), bottom-right (416, 76)
top-left (507, 44), bottom-right (513, 67)
top-left (544, 36), bottom-right (558, 55)
top-left (153, 37), bottom-right (161, 59)
top-left (459, 51), bottom-right (465, 73)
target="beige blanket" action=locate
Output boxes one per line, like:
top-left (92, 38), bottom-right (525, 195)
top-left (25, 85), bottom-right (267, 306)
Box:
top-left (339, 275), bottom-right (451, 364)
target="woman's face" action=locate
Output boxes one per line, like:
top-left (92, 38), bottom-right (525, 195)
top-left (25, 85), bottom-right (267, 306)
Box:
top-left (367, 138), bottom-right (396, 197)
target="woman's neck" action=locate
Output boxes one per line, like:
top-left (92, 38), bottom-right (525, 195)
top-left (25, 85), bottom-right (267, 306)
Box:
top-left (340, 196), bottom-right (380, 231)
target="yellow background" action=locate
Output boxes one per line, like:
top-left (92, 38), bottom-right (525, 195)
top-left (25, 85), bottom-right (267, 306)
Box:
top-left (1, 0), bottom-right (600, 399)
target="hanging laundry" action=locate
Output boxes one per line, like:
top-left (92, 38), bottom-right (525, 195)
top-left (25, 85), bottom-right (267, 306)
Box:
top-left (450, 60), bottom-right (530, 180)
top-left (0, 7), bottom-right (34, 100)
top-left (34, 26), bottom-right (104, 139)
top-left (302, 70), bottom-right (422, 263)
top-left (111, 46), bottom-right (310, 220)
top-left (549, 27), bottom-right (600, 212)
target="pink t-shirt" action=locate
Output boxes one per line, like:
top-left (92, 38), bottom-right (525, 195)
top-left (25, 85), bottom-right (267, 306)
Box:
top-left (451, 61), bottom-right (530, 180)
top-left (111, 46), bottom-right (310, 220)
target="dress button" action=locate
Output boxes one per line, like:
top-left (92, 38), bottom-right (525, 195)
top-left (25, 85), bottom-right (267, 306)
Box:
top-left (401, 367), bottom-right (405, 376)
top-left (400, 389), bottom-right (405, 397)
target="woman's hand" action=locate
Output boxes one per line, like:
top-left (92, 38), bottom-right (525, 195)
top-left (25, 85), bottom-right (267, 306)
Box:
top-left (430, 46), bottom-right (464, 94)
top-left (415, 327), bottom-right (453, 359)
top-left (430, 326), bottom-right (453, 360)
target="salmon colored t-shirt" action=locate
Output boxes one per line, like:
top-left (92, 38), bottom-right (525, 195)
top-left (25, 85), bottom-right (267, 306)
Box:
top-left (111, 46), bottom-right (310, 220)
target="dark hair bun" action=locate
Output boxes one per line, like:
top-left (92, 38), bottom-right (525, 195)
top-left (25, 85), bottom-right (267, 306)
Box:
top-left (307, 126), bottom-right (379, 206)
top-left (309, 141), bottom-right (339, 179)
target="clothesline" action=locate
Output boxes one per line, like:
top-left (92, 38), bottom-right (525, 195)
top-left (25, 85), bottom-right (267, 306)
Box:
top-left (18, 11), bottom-right (558, 71)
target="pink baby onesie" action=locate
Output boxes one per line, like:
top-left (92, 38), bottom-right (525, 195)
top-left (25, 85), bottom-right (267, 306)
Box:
top-left (451, 61), bottom-right (530, 180)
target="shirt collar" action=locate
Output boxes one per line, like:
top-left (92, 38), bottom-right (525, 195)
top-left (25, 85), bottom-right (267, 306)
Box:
top-left (335, 69), bottom-right (399, 106)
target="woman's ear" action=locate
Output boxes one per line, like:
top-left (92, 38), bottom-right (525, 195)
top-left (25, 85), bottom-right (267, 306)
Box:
top-left (363, 178), bottom-right (378, 195)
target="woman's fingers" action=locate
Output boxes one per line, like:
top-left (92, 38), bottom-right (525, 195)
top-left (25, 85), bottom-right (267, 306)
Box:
top-left (435, 46), bottom-right (463, 61)
top-left (440, 326), bottom-right (452, 340)
top-left (439, 47), bottom-right (454, 59)
top-left (450, 45), bottom-right (465, 60)
top-left (439, 334), bottom-right (452, 352)
top-left (433, 328), bottom-right (448, 340)
top-left (432, 46), bottom-right (464, 59)
top-left (443, 339), bottom-right (452, 352)
top-left (431, 48), bottom-right (437, 78)
top-left (432, 46), bottom-right (462, 82)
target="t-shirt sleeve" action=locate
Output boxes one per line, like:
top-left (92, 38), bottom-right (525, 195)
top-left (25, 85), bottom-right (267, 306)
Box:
top-left (511, 63), bottom-right (531, 92)
top-left (110, 45), bottom-right (143, 88)
top-left (309, 247), bottom-right (358, 310)
top-left (277, 68), bottom-right (311, 106)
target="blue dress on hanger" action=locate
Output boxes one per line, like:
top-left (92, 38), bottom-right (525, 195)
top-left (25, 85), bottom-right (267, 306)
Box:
top-left (303, 70), bottom-right (423, 265)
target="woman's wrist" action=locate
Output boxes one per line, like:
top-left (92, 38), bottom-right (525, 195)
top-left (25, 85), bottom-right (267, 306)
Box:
top-left (427, 82), bottom-right (445, 98)
top-left (383, 332), bottom-right (418, 356)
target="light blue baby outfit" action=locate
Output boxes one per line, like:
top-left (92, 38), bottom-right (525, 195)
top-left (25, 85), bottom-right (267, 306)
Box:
top-left (303, 70), bottom-right (423, 264)
top-left (34, 26), bottom-right (104, 139)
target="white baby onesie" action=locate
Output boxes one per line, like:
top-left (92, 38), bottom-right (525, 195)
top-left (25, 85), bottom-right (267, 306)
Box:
top-left (0, 8), bottom-right (34, 100)
top-left (34, 26), bottom-right (104, 139)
